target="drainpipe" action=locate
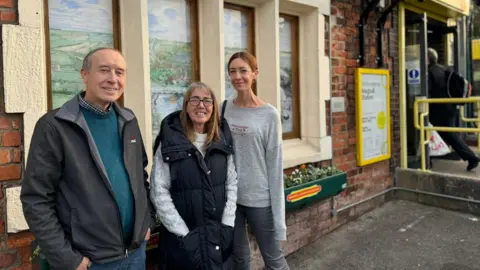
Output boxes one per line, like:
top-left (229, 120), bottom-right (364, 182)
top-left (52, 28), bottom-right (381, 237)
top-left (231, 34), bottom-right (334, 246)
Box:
top-left (327, 11), bottom-right (337, 217)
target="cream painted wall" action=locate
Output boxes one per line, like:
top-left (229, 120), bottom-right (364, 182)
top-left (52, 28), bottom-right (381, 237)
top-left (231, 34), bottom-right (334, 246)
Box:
top-left (4, 0), bottom-right (47, 233)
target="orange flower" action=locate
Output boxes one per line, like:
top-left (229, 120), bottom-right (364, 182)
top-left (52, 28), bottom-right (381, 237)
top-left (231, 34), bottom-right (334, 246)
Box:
top-left (300, 164), bottom-right (306, 169)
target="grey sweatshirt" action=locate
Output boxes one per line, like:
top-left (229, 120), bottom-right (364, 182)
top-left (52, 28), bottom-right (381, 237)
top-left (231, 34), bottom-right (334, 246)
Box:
top-left (222, 99), bottom-right (287, 241)
top-left (150, 134), bottom-right (238, 237)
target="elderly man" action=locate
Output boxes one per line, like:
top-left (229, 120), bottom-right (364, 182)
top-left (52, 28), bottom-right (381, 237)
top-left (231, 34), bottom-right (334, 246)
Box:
top-left (427, 48), bottom-right (480, 171)
top-left (21, 47), bottom-right (156, 270)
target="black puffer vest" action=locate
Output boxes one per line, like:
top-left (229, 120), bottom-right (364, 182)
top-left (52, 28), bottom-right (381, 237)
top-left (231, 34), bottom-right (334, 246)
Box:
top-left (154, 109), bottom-right (234, 270)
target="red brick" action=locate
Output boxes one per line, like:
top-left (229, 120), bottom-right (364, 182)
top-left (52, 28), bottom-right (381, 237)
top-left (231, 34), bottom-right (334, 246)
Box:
top-left (0, 164), bottom-right (21, 180)
top-left (0, 220), bottom-right (4, 234)
top-left (0, 0), bottom-right (14, 8)
top-left (0, 117), bottom-right (10, 130)
top-left (0, 10), bottom-right (16, 21)
top-left (0, 251), bottom-right (17, 268)
top-left (12, 119), bottom-right (20, 129)
top-left (3, 131), bottom-right (20, 146)
top-left (7, 232), bottom-right (35, 249)
top-left (0, 149), bottom-right (11, 164)
top-left (13, 148), bottom-right (20, 163)
top-left (333, 66), bottom-right (347, 74)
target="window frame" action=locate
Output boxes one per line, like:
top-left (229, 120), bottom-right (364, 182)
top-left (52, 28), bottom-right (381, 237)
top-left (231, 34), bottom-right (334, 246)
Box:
top-left (43, 0), bottom-right (123, 110)
top-left (279, 13), bottom-right (300, 140)
top-left (190, 0), bottom-right (201, 82)
top-left (224, 2), bottom-right (256, 94)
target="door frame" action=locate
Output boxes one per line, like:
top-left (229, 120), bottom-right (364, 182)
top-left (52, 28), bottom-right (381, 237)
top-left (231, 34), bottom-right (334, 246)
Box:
top-left (398, 2), bottom-right (452, 168)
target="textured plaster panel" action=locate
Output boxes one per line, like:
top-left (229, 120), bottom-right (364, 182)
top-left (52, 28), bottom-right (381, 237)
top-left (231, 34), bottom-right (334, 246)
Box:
top-left (19, 0), bottom-right (43, 27)
top-left (6, 187), bottom-right (29, 233)
top-left (3, 25), bottom-right (47, 114)
top-left (3, 23), bottom-right (47, 233)
top-left (281, 0), bottom-right (330, 14)
top-left (256, 0), bottom-right (281, 109)
top-left (120, 0), bottom-right (153, 175)
top-left (199, 0), bottom-right (224, 101)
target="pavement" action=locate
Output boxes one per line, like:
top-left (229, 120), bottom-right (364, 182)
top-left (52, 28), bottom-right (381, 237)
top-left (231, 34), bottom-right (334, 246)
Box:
top-left (431, 159), bottom-right (480, 180)
top-left (286, 200), bottom-right (480, 270)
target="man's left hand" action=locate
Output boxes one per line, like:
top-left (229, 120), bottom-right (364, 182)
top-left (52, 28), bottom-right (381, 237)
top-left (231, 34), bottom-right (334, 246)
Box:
top-left (145, 228), bottom-right (151, 241)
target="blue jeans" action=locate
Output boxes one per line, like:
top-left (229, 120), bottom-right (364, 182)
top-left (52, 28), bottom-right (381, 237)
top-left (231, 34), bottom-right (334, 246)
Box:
top-left (89, 241), bottom-right (146, 270)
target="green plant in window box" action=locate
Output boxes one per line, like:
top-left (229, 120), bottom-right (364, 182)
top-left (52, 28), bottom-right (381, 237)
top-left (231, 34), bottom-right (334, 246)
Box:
top-left (284, 164), bottom-right (347, 211)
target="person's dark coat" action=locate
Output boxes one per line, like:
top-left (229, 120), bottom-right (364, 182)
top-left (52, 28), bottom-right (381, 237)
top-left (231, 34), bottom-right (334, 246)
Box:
top-left (155, 111), bottom-right (235, 270)
top-left (20, 95), bottom-right (157, 270)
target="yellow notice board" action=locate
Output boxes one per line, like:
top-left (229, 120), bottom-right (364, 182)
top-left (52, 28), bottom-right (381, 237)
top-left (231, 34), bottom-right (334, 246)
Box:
top-left (354, 68), bottom-right (391, 166)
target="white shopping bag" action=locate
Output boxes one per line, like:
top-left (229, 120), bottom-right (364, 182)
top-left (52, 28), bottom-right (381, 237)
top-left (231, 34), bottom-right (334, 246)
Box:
top-left (427, 123), bottom-right (451, 156)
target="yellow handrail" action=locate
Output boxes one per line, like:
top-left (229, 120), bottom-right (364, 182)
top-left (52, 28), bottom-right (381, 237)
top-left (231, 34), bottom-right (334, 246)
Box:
top-left (459, 103), bottom-right (480, 149)
top-left (413, 97), bottom-right (480, 171)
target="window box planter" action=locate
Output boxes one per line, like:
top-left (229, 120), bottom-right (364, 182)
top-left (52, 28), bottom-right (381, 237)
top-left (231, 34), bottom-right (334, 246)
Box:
top-left (284, 166), bottom-right (347, 211)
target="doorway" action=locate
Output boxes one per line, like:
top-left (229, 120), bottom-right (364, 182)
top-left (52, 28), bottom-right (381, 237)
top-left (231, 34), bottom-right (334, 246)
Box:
top-left (404, 9), bottom-right (455, 168)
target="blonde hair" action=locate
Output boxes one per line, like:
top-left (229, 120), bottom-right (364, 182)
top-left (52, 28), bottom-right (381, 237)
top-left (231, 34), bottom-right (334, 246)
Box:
top-left (180, 82), bottom-right (221, 146)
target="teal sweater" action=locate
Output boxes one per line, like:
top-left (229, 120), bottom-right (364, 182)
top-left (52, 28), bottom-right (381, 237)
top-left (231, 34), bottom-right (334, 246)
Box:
top-left (81, 107), bottom-right (135, 244)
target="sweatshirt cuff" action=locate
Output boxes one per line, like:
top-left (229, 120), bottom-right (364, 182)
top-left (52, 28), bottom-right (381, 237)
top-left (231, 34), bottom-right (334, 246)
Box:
top-left (275, 229), bottom-right (287, 241)
top-left (221, 214), bottom-right (235, 227)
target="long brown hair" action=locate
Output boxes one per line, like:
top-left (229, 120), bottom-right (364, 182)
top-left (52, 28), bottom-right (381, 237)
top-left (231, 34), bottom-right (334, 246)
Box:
top-left (227, 51), bottom-right (258, 71)
top-left (180, 82), bottom-right (221, 146)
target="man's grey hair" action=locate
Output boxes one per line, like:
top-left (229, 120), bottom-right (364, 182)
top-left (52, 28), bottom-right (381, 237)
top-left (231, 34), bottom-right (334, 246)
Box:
top-left (427, 48), bottom-right (438, 64)
top-left (81, 47), bottom-right (123, 72)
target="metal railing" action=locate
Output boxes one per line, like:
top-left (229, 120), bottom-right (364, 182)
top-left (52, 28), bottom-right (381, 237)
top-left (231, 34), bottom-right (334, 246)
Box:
top-left (413, 97), bottom-right (480, 171)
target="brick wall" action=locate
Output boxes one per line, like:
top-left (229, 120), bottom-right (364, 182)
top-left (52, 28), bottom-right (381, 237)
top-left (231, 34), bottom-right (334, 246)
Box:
top-left (330, 0), bottom-right (400, 204)
top-left (0, 1), bottom-right (34, 269)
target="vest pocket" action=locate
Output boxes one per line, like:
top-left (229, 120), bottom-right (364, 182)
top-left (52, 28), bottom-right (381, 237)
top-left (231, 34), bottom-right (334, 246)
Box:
top-left (181, 228), bottom-right (202, 268)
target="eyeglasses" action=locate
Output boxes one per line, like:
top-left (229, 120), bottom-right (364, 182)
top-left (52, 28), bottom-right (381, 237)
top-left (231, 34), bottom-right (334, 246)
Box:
top-left (188, 97), bottom-right (213, 107)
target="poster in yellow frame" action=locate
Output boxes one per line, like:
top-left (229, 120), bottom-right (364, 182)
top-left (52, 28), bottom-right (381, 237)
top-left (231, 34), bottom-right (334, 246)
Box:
top-left (354, 68), bottom-right (391, 166)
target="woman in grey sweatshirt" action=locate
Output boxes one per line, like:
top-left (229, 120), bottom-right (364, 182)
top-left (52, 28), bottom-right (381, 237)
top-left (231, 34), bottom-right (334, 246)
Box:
top-left (223, 51), bottom-right (290, 270)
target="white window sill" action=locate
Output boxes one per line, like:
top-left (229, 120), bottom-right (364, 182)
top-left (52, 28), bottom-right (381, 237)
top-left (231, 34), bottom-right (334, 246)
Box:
top-left (282, 137), bottom-right (332, 169)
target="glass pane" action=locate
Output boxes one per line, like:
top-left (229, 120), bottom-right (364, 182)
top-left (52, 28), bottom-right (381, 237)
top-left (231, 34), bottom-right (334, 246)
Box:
top-left (279, 17), bottom-right (293, 134)
top-left (148, 0), bottom-right (194, 138)
top-left (224, 7), bottom-right (249, 99)
top-left (48, 0), bottom-right (115, 109)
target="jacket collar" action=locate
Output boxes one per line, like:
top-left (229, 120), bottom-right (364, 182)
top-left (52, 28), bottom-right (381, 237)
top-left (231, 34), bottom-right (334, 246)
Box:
top-left (55, 92), bottom-right (135, 123)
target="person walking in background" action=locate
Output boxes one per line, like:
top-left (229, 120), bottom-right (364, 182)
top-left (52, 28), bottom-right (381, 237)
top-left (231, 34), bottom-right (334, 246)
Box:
top-left (20, 47), bottom-right (156, 270)
top-left (222, 51), bottom-right (290, 270)
top-left (427, 48), bottom-right (480, 171)
top-left (150, 82), bottom-right (238, 270)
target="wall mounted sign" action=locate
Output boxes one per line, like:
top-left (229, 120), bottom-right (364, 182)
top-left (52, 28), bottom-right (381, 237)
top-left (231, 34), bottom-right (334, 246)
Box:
top-left (354, 68), bottom-right (391, 166)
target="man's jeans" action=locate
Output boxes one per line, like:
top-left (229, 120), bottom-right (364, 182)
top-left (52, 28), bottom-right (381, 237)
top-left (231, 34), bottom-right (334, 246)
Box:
top-left (89, 241), bottom-right (147, 270)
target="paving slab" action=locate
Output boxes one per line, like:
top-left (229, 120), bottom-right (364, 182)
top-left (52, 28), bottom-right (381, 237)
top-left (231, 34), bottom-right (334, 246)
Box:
top-left (286, 200), bottom-right (480, 270)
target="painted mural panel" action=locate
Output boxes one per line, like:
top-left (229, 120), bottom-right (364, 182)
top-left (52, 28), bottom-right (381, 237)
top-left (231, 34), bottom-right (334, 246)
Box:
top-left (279, 16), bottom-right (293, 133)
top-left (48, 0), bottom-right (115, 109)
top-left (224, 7), bottom-right (249, 99)
top-left (148, 0), bottom-right (194, 138)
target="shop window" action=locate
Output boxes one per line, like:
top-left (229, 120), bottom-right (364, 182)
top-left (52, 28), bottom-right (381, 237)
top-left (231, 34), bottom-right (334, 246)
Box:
top-left (279, 14), bottom-right (300, 139)
top-left (148, 0), bottom-right (199, 138)
top-left (44, 0), bottom-right (121, 110)
top-left (224, 3), bottom-right (255, 99)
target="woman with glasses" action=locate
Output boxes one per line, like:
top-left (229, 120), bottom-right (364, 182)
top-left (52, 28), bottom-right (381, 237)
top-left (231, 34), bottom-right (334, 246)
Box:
top-left (150, 82), bottom-right (238, 270)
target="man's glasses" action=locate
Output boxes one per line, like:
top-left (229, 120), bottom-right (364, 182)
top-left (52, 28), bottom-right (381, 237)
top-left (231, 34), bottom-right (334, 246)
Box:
top-left (188, 97), bottom-right (213, 107)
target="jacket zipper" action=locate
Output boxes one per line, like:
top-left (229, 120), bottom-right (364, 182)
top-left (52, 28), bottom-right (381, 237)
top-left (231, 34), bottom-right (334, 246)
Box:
top-left (78, 125), bottom-right (127, 258)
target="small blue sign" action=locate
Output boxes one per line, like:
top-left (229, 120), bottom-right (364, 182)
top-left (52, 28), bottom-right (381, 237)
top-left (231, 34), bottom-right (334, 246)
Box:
top-left (408, 68), bottom-right (420, 85)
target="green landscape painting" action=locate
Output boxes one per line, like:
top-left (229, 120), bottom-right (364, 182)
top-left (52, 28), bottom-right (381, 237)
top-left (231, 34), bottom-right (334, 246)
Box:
top-left (48, 0), bottom-right (114, 109)
top-left (148, 0), bottom-right (195, 138)
top-left (224, 7), bottom-right (249, 99)
top-left (50, 30), bottom-right (113, 109)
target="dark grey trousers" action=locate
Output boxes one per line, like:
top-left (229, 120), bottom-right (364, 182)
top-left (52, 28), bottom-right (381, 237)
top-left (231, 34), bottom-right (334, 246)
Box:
top-left (232, 205), bottom-right (290, 270)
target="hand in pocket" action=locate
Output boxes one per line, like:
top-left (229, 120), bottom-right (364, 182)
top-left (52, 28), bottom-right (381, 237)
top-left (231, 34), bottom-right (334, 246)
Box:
top-left (219, 224), bottom-right (234, 262)
top-left (181, 229), bottom-right (202, 268)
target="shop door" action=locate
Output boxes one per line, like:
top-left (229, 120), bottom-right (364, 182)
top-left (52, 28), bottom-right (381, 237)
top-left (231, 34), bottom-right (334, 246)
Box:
top-left (405, 10), bottom-right (460, 168)
top-left (405, 11), bottom-right (430, 169)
